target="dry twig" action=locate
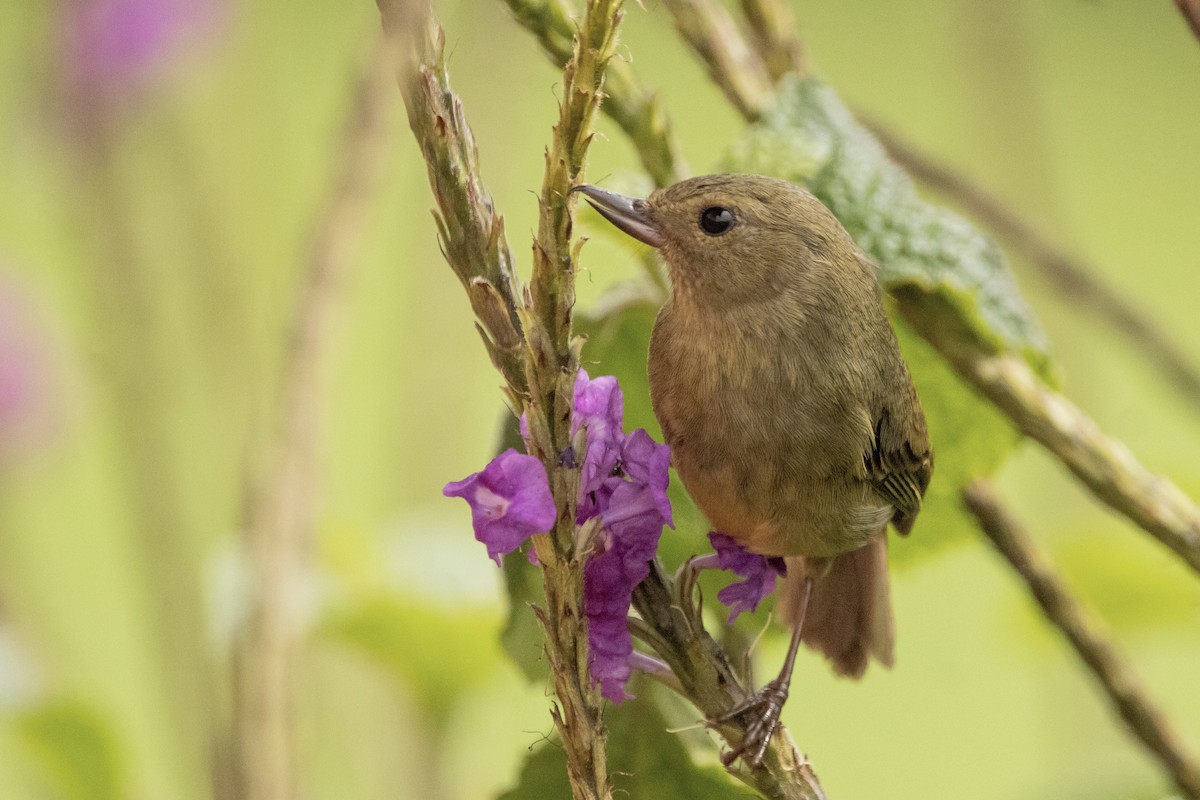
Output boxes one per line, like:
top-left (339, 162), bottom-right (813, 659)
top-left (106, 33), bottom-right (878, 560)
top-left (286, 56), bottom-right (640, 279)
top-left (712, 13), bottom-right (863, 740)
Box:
top-left (1177, 0), bottom-right (1200, 41)
top-left (964, 482), bottom-right (1200, 799)
top-left (502, 0), bottom-right (686, 186)
top-left (230, 33), bottom-right (399, 800)
top-left (896, 296), bottom-right (1200, 575)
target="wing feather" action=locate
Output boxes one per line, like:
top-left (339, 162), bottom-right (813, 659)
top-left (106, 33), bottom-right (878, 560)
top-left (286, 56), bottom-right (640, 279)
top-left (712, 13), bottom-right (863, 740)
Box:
top-left (865, 407), bottom-right (932, 535)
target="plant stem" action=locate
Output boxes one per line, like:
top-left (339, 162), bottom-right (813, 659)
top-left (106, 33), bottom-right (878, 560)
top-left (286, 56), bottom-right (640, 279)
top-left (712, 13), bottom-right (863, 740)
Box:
top-left (659, 0), bottom-right (773, 119)
top-left (895, 289), bottom-right (1200, 575)
top-left (501, 0), bottom-right (686, 187)
top-left (391, 1), bottom-right (628, 796)
top-left (738, 0), bottom-right (805, 80)
top-left (631, 563), bottom-right (827, 799)
top-left (964, 482), bottom-right (1200, 799)
top-left (1177, 0), bottom-right (1200, 41)
top-left (228, 32), bottom-right (398, 800)
top-left (522, 4), bottom-right (627, 798)
top-left (394, 8), bottom-right (527, 407)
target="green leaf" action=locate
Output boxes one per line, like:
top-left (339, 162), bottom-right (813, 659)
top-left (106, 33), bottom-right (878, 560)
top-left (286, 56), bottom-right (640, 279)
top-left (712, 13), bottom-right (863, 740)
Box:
top-left (722, 75), bottom-right (1053, 560)
top-left (319, 594), bottom-right (498, 719)
top-left (15, 699), bottom-right (124, 800)
top-left (497, 694), bottom-right (745, 800)
top-left (726, 75), bottom-right (1050, 369)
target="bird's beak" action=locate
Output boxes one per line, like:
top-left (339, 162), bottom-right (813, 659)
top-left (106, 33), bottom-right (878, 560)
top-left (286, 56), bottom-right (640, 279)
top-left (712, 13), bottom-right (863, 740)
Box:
top-left (571, 185), bottom-right (664, 248)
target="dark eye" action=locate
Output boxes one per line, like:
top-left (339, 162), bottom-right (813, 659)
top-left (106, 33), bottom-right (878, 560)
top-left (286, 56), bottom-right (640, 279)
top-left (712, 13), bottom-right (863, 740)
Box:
top-left (699, 206), bottom-right (735, 236)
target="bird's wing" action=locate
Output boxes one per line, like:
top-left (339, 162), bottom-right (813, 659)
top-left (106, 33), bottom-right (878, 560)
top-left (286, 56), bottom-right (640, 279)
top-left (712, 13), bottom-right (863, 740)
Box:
top-left (863, 405), bottom-right (933, 536)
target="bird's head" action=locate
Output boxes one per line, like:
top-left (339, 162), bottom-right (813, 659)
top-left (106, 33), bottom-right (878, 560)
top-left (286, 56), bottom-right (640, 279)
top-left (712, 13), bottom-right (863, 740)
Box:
top-left (574, 174), bottom-right (870, 308)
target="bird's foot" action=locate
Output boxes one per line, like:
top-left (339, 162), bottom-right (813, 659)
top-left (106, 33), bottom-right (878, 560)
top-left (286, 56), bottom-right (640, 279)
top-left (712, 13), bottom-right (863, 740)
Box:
top-left (710, 678), bottom-right (790, 768)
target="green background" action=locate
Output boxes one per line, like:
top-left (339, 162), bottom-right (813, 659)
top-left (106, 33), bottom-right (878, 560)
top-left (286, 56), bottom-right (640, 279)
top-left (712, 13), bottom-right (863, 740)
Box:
top-left (0, 1), bottom-right (1198, 798)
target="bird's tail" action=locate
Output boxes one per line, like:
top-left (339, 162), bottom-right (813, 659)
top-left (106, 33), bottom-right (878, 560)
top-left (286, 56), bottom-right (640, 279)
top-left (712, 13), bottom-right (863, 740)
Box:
top-left (780, 537), bottom-right (894, 679)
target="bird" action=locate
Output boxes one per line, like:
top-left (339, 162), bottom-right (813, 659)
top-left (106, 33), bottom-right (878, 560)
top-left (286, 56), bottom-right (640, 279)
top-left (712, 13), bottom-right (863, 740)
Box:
top-left (573, 174), bottom-right (933, 765)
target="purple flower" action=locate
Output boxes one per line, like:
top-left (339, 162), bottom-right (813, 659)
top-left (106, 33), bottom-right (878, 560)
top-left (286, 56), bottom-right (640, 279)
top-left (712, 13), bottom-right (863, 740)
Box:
top-left (448, 370), bottom-right (673, 703)
top-left (583, 430), bottom-right (672, 703)
top-left (443, 449), bottom-right (557, 565)
top-left (572, 371), bottom-right (625, 522)
top-left (584, 480), bottom-right (671, 701)
top-left (708, 532), bottom-right (787, 624)
top-left (613, 429), bottom-right (673, 528)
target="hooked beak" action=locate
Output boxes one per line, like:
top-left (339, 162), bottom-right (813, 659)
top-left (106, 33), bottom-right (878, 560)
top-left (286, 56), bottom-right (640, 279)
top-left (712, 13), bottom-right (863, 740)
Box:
top-left (571, 185), bottom-right (664, 248)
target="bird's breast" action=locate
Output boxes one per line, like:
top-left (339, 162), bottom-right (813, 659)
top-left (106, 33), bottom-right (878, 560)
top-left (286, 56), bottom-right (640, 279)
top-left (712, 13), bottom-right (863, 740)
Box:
top-left (648, 302), bottom-right (888, 557)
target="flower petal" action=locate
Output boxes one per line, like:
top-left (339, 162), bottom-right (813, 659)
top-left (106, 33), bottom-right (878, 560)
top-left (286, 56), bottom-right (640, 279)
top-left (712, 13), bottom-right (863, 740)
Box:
top-left (573, 370), bottom-right (625, 521)
top-left (583, 478), bottom-right (674, 703)
top-left (708, 531), bottom-right (787, 623)
top-left (584, 544), bottom-right (644, 703)
top-left (619, 429), bottom-right (673, 527)
top-left (444, 449), bottom-right (556, 565)
top-left (59, 0), bottom-right (222, 94)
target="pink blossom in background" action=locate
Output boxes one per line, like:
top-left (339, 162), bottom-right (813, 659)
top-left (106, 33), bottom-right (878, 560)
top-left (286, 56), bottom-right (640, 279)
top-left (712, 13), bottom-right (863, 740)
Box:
top-left (0, 275), bottom-right (63, 466)
top-left (57, 0), bottom-right (224, 99)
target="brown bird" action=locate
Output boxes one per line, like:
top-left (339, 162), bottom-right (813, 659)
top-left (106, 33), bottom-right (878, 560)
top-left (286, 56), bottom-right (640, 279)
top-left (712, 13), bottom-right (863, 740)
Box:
top-left (574, 174), bottom-right (933, 765)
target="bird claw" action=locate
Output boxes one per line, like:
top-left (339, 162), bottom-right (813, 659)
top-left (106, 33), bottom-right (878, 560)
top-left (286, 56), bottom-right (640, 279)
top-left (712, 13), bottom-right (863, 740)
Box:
top-left (710, 678), bottom-right (789, 768)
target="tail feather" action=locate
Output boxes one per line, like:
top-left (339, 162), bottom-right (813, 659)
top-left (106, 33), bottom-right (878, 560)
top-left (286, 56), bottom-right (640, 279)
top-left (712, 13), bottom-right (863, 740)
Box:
top-left (779, 537), bottom-right (894, 679)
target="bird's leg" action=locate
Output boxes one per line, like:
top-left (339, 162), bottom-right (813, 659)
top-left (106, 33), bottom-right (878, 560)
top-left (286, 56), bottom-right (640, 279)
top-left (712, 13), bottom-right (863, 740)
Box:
top-left (710, 574), bottom-right (813, 768)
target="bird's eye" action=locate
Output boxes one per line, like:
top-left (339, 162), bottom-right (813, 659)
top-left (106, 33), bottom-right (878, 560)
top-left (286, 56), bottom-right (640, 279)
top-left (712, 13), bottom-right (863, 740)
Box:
top-left (699, 206), bottom-right (735, 236)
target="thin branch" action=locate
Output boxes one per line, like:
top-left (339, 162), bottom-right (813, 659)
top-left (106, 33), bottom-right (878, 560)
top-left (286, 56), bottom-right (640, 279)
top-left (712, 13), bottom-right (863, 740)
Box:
top-left (393, 9), bottom-right (527, 403)
top-left (632, 563), bottom-right (827, 800)
top-left (863, 118), bottom-right (1200, 414)
top-left (738, 0), bottom-right (805, 80)
top-left (502, 0), bottom-right (686, 187)
top-left (1177, 0), bottom-right (1200, 41)
top-left (659, 0), bottom-right (773, 120)
top-left (896, 290), bottom-right (1200, 575)
top-left (963, 482), bottom-right (1200, 800)
top-left (230, 33), bottom-right (399, 800)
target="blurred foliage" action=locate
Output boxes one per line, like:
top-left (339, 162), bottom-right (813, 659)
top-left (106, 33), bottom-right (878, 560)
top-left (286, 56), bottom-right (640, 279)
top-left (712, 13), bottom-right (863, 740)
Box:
top-left (321, 594), bottom-right (498, 721)
top-left (11, 700), bottom-right (123, 800)
top-left (0, 0), bottom-right (1198, 799)
top-left (498, 695), bottom-right (744, 800)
